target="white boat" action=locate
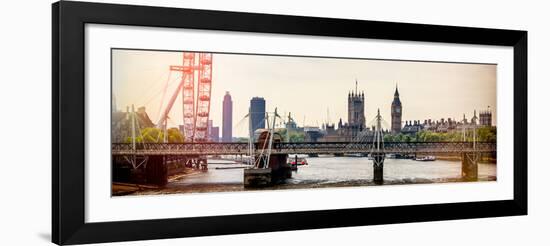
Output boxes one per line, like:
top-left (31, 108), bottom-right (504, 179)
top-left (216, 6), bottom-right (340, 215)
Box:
top-left (415, 156), bottom-right (436, 161)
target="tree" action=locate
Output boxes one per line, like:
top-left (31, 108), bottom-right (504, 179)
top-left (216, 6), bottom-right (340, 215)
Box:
top-left (275, 128), bottom-right (288, 140)
top-left (125, 127), bottom-right (185, 143)
top-left (141, 127), bottom-right (163, 143)
top-left (477, 126), bottom-right (497, 142)
top-left (399, 127), bottom-right (496, 143)
top-left (166, 127), bottom-right (184, 143)
top-left (289, 132), bottom-right (305, 142)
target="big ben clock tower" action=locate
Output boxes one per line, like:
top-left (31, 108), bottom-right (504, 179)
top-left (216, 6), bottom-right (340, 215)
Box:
top-left (391, 85), bottom-right (402, 134)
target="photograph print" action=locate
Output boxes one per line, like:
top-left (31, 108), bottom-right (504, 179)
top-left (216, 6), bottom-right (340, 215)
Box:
top-left (111, 49), bottom-right (497, 196)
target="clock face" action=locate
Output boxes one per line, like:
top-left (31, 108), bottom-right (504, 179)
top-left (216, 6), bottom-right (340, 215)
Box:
top-left (395, 107), bottom-right (401, 113)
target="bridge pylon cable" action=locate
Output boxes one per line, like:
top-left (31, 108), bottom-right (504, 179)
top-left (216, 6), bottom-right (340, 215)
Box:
top-left (345, 113), bottom-right (387, 150)
top-left (253, 115), bottom-right (270, 168)
top-left (124, 104), bottom-right (149, 169)
top-left (264, 108), bottom-right (279, 169)
top-left (155, 70), bottom-right (173, 123)
top-left (248, 109), bottom-right (281, 169)
top-left (371, 108), bottom-right (385, 154)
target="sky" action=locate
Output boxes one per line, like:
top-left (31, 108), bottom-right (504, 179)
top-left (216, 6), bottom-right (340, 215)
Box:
top-left (112, 49), bottom-right (496, 138)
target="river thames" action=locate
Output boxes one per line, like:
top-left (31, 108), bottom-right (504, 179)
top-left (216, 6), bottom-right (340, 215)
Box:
top-left (130, 155), bottom-right (496, 195)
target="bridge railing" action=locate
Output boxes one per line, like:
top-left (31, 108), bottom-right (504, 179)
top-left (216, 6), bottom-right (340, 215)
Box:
top-left (112, 141), bottom-right (496, 156)
top-left (272, 141), bottom-right (495, 154)
top-left (112, 142), bottom-right (250, 155)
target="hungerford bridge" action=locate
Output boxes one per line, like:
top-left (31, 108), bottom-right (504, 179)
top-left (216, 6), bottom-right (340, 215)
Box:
top-left (112, 141), bottom-right (496, 156)
top-left (112, 108), bottom-right (496, 186)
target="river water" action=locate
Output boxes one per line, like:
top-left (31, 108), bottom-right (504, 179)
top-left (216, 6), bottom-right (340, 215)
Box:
top-left (154, 156), bottom-right (496, 194)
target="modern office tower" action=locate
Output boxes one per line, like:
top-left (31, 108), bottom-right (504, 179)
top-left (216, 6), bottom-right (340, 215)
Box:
top-left (222, 91), bottom-right (233, 142)
top-left (250, 97), bottom-right (266, 133)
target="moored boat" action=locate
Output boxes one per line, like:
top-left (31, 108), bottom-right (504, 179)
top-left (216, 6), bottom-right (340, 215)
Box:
top-left (289, 157), bottom-right (308, 166)
top-left (414, 155), bottom-right (436, 161)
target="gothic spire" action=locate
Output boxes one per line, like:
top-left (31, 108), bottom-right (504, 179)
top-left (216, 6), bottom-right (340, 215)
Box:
top-left (391, 83), bottom-right (401, 106)
top-left (394, 83), bottom-right (399, 97)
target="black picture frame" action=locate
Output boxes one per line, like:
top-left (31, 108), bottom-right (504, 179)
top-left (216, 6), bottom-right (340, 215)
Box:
top-left (52, 1), bottom-right (527, 245)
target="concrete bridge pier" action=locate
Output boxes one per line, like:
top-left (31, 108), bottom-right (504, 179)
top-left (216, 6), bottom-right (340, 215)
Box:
top-left (146, 155), bottom-right (168, 186)
top-left (244, 168), bottom-right (272, 187)
top-left (372, 153), bottom-right (385, 185)
top-left (244, 153), bottom-right (291, 188)
top-left (461, 152), bottom-right (478, 181)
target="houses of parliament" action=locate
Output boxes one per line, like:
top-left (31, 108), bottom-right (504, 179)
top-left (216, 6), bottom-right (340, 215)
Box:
top-left (318, 81), bottom-right (493, 142)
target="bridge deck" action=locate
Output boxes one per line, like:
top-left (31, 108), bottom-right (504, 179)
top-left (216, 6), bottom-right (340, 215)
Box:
top-left (111, 142), bottom-right (496, 156)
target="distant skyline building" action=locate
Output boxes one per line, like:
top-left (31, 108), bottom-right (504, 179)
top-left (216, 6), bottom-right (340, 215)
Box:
top-left (320, 81), bottom-right (369, 142)
top-left (208, 120), bottom-right (220, 142)
top-left (347, 80), bottom-right (366, 137)
top-left (250, 97), bottom-right (266, 133)
top-left (391, 85), bottom-right (402, 134)
top-left (479, 107), bottom-right (492, 126)
top-left (222, 91), bottom-right (233, 142)
top-left (211, 127), bottom-right (219, 142)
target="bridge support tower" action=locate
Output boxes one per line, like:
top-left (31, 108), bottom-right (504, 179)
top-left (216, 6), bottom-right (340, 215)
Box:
top-left (244, 109), bottom-right (291, 188)
top-left (372, 153), bottom-right (385, 184)
top-left (371, 109), bottom-right (385, 185)
top-left (146, 155), bottom-right (167, 186)
top-left (461, 152), bottom-right (478, 181)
